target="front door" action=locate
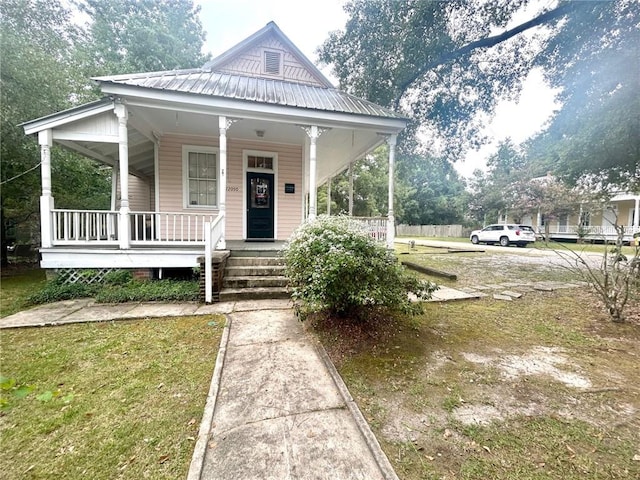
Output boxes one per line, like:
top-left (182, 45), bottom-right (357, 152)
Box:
top-left (246, 172), bottom-right (274, 240)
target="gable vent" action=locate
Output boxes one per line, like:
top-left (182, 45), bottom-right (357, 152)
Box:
top-left (264, 50), bottom-right (281, 75)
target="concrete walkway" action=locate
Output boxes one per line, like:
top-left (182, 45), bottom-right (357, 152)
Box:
top-left (1, 299), bottom-right (399, 479)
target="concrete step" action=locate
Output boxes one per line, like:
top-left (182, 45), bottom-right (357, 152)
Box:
top-left (226, 256), bottom-right (283, 267)
top-left (229, 249), bottom-right (283, 258)
top-left (219, 286), bottom-right (290, 302)
top-left (223, 275), bottom-right (289, 289)
top-left (225, 265), bottom-right (286, 277)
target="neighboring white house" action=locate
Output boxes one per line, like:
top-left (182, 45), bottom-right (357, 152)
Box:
top-left (22, 22), bottom-right (407, 296)
top-left (503, 187), bottom-right (640, 243)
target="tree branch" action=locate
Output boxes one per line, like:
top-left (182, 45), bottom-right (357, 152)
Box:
top-left (393, 1), bottom-right (579, 109)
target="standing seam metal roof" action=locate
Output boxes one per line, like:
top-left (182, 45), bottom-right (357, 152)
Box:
top-left (93, 69), bottom-right (406, 120)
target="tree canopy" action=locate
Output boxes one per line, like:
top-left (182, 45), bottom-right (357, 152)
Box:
top-left (320, 0), bottom-right (639, 191)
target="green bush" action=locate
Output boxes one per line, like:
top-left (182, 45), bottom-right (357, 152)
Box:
top-left (282, 215), bottom-right (437, 319)
top-left (27, 280), bottom-right (98, 305)
top-left (26, 274), bottom-right (198, 305)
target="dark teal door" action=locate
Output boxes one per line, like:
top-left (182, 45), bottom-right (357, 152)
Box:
top-left (246, 172), bottom-right (274, 239)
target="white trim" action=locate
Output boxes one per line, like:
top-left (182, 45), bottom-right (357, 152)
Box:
top-left (242, 149), bottom-right (278, 240)
top-left (23, 101), bottom-right (115, 135)
top-left (52, 131), bottom-right (119, 143)
top-left (39, 248), bottom-right (203, 269)
top-left (182, 145), bottom-right (220, 210)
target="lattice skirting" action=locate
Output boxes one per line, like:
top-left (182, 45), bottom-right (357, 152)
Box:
top-left (53, 268), bottom-right (117, 285)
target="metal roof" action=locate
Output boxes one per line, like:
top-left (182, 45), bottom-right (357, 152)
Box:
top-left (93, 69), bottom-right (406, 120)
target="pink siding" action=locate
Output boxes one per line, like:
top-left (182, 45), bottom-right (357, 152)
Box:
top-left (216, 33), bottom-right (325, 87)
top-left (158, 134), bottom-right (303, 241)
top-left (129, 175), bottom-right (152, 211)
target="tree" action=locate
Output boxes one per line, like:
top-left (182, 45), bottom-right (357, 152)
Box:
top-left (78, 0), bottom-right (210, 74)
top-left (0, 0), bottom-right (91, 265)
top-left (396, 154), bottom-right (468, 225)
top-left (320, 1), bottom-right (638, 188)
top-left (527, 1), bottom-right (640, 191)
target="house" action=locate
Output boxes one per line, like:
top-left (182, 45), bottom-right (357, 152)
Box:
top-left (22, 22), bottom-right (406, 301)
top-left (503, 190), bottom-right (640, 244)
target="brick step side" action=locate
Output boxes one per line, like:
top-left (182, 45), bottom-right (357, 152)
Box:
top-left (225, 265), bottom-right (286, 277)
top-left (219, 286), bottom-right (290, 302)
top-left (223, 275), bottom-right (289, 288)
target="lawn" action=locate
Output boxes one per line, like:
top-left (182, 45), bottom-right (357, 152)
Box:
top-left (314, 248), bottom-right (640, 480)
top-left (0, 315), bottom-right (224, 479)
top-left (1, 267), bottom-right (46, 317)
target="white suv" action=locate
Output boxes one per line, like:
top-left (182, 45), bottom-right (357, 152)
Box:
top-left (470, 224), bottom-right (536, 247)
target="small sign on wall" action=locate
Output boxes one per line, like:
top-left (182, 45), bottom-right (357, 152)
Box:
top-left (284, 183), bottom-right (295, 194)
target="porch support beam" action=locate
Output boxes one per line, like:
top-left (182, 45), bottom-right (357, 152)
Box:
top-left (327, 176), bottom-right (332, 215)
top-left (217, 116), bottom-right (238, 250)
top-left (115, 103), bottom-right (130, 249)
top-left (633, 196), bottom-right (639, 229)
top-left (348, 162), bottom-right (354, 216)
top-left (300, 125), bottom-right (328, 221)
top-left (39, 130), bottom-right (54, 248)
top-left (386, 134), bottom-right (397, 249)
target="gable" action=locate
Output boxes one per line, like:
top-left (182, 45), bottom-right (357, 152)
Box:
top-left (204, 22), bottom-right (331, 88)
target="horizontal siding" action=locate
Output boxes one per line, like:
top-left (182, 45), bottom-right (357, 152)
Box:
top-left (158, 134), bottom-right (303, 241)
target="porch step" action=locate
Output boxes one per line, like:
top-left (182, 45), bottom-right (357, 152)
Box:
top-left (225, 265), bottom-right (286, 277)
top-left (226, 256), bottom-right (284, 267)
top-left (219, 286), bottom-right (290, 302)
top-left (223, 275), bottom-right (288, 289)
top-left (218, 250), bottom-right (289, 301)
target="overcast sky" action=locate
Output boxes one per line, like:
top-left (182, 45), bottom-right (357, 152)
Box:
top-left (198, 0), bottom-right (559, 178)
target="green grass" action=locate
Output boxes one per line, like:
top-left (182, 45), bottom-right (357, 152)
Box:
top-left (0, 268), bottom-right (46, 317)
top-left (0, 315), bottom-right (224, 479)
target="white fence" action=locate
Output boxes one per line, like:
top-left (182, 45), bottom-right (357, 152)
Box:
top-left (396, 224), bottom-right (463, 238)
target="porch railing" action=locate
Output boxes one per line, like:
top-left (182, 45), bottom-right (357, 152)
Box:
top-left (50, 210), bottom-right (218, 246)
top-left (545, 225), bottom-right (640, 239)
top-left (52, 209), bottom-right (119, 245)
top-left (354, 216), bottom-right (388, 243)
top-left (130, 211), bottom-right (216, 244)
top-left (204, 212), bottom-right (225, 303)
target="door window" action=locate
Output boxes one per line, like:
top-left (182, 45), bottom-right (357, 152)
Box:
top-left (250, 178), bottom-right (270, 209)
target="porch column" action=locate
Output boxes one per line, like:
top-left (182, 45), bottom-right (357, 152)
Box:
top-left (308, 126), bottom-right (319, 220)
top-left (115, 103), bottom-right (130, 249)
top-left (39, 130), bottom-right (54, 248)
top-left (386, 134), bottom-right (397, 249)
top-left (348, 162), bottom-right (354, 216)
top-left (327, 176), bottom-right (332, 215)
top-left (218, 116), bottom-right (229, 250)
top-left (633, 196), bottom-right (640, 229)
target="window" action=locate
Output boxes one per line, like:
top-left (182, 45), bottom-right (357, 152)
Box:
top-left (183, 146), bottom-right (218, 208)
top-left (247, 155), bottom-right (273, 169)
top-left (263, 50), bottom-right (282, 75)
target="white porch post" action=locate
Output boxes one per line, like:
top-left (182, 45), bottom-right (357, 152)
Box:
top-left (633, 196), bottom-right (640, 229)
top-left (327, 176), bottom-right (332, 215)
top-left (348, 162), bottom-right (354, 216)
top-left (218, 116), bottom-right (229, 250)
top-left (115, 103), bottom-right (130, 249)
top-left (386, 134), bottom-right (397, 249)
top-left (39, 129), bottom-right (54, 248)
top-left (308, 125), bottom-right (318, 220)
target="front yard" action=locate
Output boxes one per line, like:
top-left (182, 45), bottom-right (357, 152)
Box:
top-left (0, 315), bottom-right (223, 479)
top-left (315, 246), bottom-right (640, 479)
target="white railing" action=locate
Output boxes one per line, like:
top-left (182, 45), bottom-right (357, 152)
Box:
top-left (52, 209), bottom-right (119, 245)
top-left (550, 225), bottom-right (640, 239)
top-left (204, 212), bottom-right (225, 303)
top-left (130, 211), bottom-right (215, 244)
top-left (354, 216), bottom-right (388, 243)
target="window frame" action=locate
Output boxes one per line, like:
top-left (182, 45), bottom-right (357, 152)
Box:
top-left (182, 145), bottom-right (219, 209)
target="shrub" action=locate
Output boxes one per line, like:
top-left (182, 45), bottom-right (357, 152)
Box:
top-left (27, 280), bottom-right (98, 305)
top-left (94, 280), bottom-right (198, 303)
top-left (282, 215), bottom-right (437, 319)
top-left (102, 269), bottom-right (133, 286)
